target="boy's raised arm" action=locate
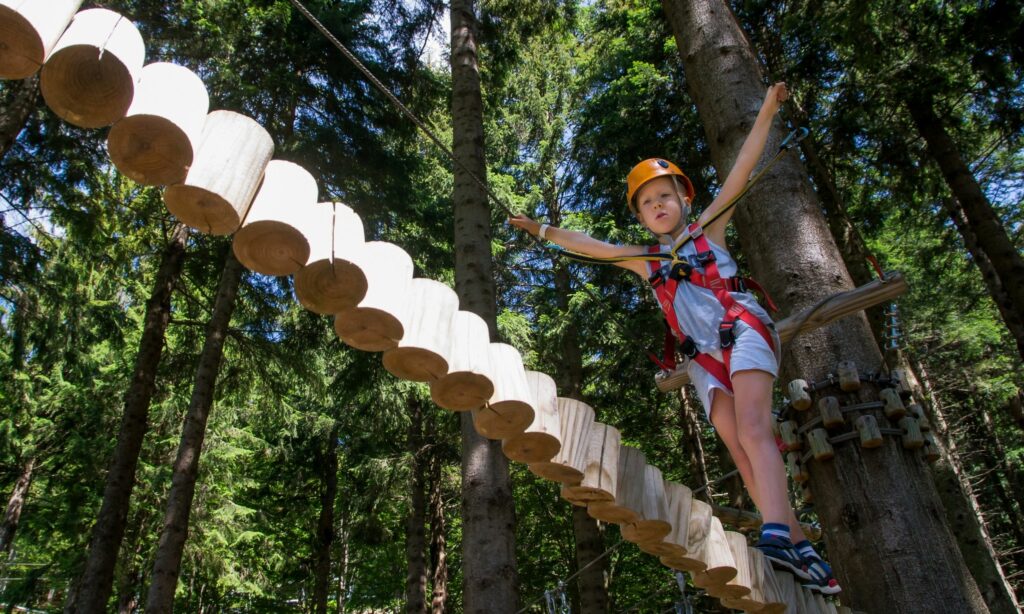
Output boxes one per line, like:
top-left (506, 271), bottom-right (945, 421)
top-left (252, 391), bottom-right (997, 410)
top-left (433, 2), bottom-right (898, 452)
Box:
top-left (698, 82), bottom-right (788, 243)
top-left (508, 215), bottom-right (650, 276)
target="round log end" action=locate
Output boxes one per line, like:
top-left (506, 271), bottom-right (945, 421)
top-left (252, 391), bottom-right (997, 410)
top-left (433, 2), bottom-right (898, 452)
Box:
top-left (430, 371), bottom-right (494, 411)
top-left (0, 7), bottom-right (44, 79)
top-left (560, 485), bottom-right (613, 505)
top-left (333, 309), bottom-right (402, 352)
top-left (527, 461), bottom-right (582, 485)
top-left (107, 114), bottom-right (193, 185)
top-left (501, 433), bottom-right (560, 464)
top-left (586, 502), bottom-right (639, 525)
top-left (382, 347), bottom-right (447, 382)
top-left (621, 520), bottom-right (672, 544)
top-left (232, 220), bottom-right (310, 277)
top-left (293, 260), bottom-right (367, 314)
top-left (638, 541), bottom-right (686, 559)
top-left (41, 44), bottom-right (134, 128)
top-left (692, 565), bottom-right (737, 588)
top-left (164, 184), bottom-right (242, 235)
top-left (659, 555), bottom-right (707, 573)
top-left (472, 400), bottom-right (534, 440)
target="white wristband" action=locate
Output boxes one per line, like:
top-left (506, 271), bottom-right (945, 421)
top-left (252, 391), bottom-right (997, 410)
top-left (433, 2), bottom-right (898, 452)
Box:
top-left (538, 223), bottom-right (550, 240)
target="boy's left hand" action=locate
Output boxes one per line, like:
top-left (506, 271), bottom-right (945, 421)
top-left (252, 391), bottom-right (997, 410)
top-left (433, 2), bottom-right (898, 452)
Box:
top-left (765, 82), bottom-right (789, 112)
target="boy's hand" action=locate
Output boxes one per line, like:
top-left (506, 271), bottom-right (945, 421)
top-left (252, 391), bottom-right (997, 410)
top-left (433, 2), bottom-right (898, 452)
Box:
top-left (765, 82), bottom-right (788, 113)
top-left (508, 214), bottom-right (541, 236)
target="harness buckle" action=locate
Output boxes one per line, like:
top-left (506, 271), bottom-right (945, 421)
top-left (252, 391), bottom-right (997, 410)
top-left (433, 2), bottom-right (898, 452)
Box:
top-left (695, 250), bottom-right (716, 265)
top-left (648, 266), bottom-right (667, 288)
top-left (669, 261), bottom-right (692, 281)
top-left (719, 322), bottom-right (736, 349)
top-left (680, 337), bottom-right (699, 360)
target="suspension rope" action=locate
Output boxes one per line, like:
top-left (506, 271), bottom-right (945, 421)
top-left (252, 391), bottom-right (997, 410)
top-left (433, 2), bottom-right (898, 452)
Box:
top-left (514, 540), bottom-right (626, 614)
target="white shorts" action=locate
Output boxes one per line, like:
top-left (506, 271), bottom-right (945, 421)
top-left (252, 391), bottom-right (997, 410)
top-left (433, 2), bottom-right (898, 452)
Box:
top-left (687, 320), bottom-right (781, 420)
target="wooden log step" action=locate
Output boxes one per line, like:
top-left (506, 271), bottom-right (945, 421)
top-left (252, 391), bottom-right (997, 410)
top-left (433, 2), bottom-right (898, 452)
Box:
top-left (587, 445), bottom-right (645, 524)
top-left (471, 343), bottom-right (534, 439)
top-left (620, 464), bottom-right (671, 544)
top-left (712, 533), bottom-right (753, 600)
top-left (233, 160), bottom-right (319, 276)
top-left (107, 62), bottom-right (209, 185)
top-left (691, 517), bottom-right (737, 587)
top-left (665, 497), bottom-right (712, 574)
top-left (430, 311), bottom-right (495, 411)
top-left (752, 553), bottom-right (788, 614)
top-left (40, 8), bottom-right (144, 128)
top-left (501, 370), bottom-right (561, 463)
top-left (645, 481), bottom-right (692, 562)
top-left (382, 278), bottom-right (458, 382)
top-left (164, 110), bottom-right (274, 235)
top-left (332, 241), bottom-right (414, 351)
top-left (560, 422), bottom-right (620, 505)
top-left (528, 397), bottom-right (595, 484)
top-left (293, 203), bottom-right (367, 314)
top-left (0, 0), bottom-right (83, 79)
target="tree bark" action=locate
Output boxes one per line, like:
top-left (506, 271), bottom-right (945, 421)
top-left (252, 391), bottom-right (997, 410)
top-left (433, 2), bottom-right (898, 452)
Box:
top-left (905, 91), bottom-right (1024, 362)
top-left (314, 424), bottom-right (340, 614)
top-left (0, 457), bottom-right (35, 554)
top-left (144, 249), bottom-right (244, 614)
top-left (908, 357), bottom-right (1021, 614)
top-left (450, 2), bottom-right (518, 612)
top-left (0, 75), bottom-right (39, 162)
top-left (662, 1), bottom-right (987, 611)
top-left (406, 401), bottom-right (429, 614)
top-left (677, 388), bottom-right (711, 503)
top-left (428, 426), bottom-right (448, 614)
top-left (70, 223), bottom-right (189, 614)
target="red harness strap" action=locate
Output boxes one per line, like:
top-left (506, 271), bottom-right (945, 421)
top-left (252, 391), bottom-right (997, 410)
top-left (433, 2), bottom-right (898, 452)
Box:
top-left (647, 224), bottom-right (777, 391)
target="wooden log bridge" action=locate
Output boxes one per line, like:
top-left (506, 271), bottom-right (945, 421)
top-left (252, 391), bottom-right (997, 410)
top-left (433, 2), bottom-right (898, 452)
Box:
top-left (656, 272), bottom-right (908, 392)
top-left (0, 5), bottom-right (867, 612)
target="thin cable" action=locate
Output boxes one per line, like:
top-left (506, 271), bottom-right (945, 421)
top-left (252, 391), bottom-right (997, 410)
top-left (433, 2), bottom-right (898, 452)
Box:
top-left (691, 468), bottom-right (739, 495)
top-left (514, 540), bottom-right (626, 614)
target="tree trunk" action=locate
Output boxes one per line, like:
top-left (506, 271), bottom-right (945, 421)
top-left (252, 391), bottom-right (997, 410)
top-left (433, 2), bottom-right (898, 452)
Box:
top-left (908, 357), bottom-right (1021, 614)
top-left (406, 401), bottom-right (429, 614)
top-left (0, 457), bottom-right (35, 554)
top-left (905, 91), bottom-right (1024, 362)
top-left (450, 2), bottom-right (518, 611)
top-left (335, 511), bottom-right (351, 614)
top-left (428, 442), bottom-right (448, 614)
top-left (144, 249), bottom-right (244, 614)
top-left (662, 1), bottom-right (987, 611)
top-left (0, 75), bottom-right (39, 162)
top-left (70, 223), bottom-right (189, 614)
top-left (314, 424), bottom-right (340, 614)
top-left (677, 388), bottom-right (712, 502)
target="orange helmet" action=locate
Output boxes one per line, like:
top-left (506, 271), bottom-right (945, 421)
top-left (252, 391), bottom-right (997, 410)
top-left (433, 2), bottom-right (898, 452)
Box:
top-left (626, 158), bottom-right (695, 214)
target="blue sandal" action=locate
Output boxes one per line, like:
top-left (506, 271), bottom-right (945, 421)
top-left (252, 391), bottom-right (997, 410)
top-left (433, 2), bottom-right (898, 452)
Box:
top-left (755, 534), bottom-right (811, 580)
top-left (802, 555), bottom-right (842, 595)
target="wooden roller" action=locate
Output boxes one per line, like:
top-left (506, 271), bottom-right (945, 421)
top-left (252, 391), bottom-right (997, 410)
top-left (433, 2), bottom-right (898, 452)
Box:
top-left (471, 343), bottom-right (534, 439)
top-left (431, 311), bottom-right (495, 411)
top-left (232, 160), bottom-right (319, 276)
top-left (588, 446), bottom-right (645, 525)
top-left (818, 396), bottom-right (844, 429)
top-left (332, 242), bottom-right (414, 351)
top-left (0, 0), bottom-right (83, 79)
top-left (900, 416), bottom-right (924, 449)
top-left (787, 451), bottom-right (809, 482)
top-left (808, 428), bottom-right (834, 461)
top-left (620, 464), bottom-right (671, 544)
top-left (788, 379), bottom-right (811, 410)
top-left (646, 481), bottom-right (693, 562)
top-left (712, 533), bottom-right (753, 599)
top-left (855, 414), bottom-right (883, 448)
top-left (561, 422), bottom-right (620, 504)
top-left (663, 497), bottom-right (712, 574)
top-left (40, 8), bottom-right (144, 128)
top-left (382, 278), bottom-right (458, 382)
top-left (691, 517), bottom-right (737, 587)
top-left (751, 550), bottom-right (787, 614)
top-left (907, 402), bottom-right (931, 431)
top-left (837, 360), bottom-right (860, 391)
top-left (779, 420), bottom-right (801, 451)
top-left (293, 203), bottom-right (367, 314)
top-left (720, 546), bottom-right (770, 612)
top-left (107, 62), bottom-right (209, 185)
top-left (880, 387), bottom-right (906, 419)
top-left (501, 370), bottom-right (561, 463)
top-left (164, 110), bottom-right (274, 235)
top-left (528, 397), bottom-right (596, 483)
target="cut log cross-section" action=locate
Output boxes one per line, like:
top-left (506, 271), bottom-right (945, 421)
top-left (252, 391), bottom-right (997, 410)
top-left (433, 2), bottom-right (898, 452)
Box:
top-left (0, 0), bottom-right (83, 79)
top-left (233, 160), bottom-right (319, 276)
top-left (713, 532), bottom-right (753, 600)
top-left (164, 110), bottom-right (274, 235)
top-left (40, 8), bottom-right (144, 128)
top-left (528, 397), bottom-right (595, 484)
top-left (430, 310), bottom-right (495, 411)
top-left (587, 445), bottom-right (645, 525)
top-left (561, 422), bottom-right (620, 505)
top-left (333, 242), bottom-right (414, 351)
top-left (692, 517), bottom-right (737, 588)
top-left (651, 481), bottom-right (695, 565)
top-left (382, 278), bottom-right (458, 382)
top-left (293, 203), bottom-right (366, 314)
top-left (107, 62), bottom-right (210, 186)
top-left (501, 370), bottom-right (561, 463)
top-left (621, 464), bottom-right (671, 544)
top-left (472, 343), bottom-right (534, 439)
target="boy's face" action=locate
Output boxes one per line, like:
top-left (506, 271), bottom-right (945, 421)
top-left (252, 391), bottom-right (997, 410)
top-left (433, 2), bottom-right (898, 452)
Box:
top-left (635, 176), bottom-right (688, 235)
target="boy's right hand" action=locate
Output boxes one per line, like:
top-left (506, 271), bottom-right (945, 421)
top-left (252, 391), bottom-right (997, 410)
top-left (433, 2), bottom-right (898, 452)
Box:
top-left (508, 214), bottom-right (541, 236)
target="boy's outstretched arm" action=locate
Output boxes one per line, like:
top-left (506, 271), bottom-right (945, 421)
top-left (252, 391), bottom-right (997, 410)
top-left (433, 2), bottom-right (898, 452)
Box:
top-left (508, 215), bottom-right (649, 277)
top-left (698, 82), bottom-right (788, 244)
